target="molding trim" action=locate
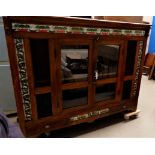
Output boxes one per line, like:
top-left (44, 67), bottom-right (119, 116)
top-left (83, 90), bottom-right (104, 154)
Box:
top-left (12, 23), bottom-right (145, 36)
top-left (14, 38), bottom-right (32, 121)
top-left (70, 108), bottom-right (110, 122)
top-left (132, 41), bottom-right (144, 97)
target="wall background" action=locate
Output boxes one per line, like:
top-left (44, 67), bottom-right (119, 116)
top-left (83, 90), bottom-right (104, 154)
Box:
top-left (0, 16), bottom-right (16, 113)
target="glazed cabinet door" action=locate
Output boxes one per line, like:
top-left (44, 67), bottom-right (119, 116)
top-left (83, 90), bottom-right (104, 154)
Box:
top-left (93, 39), bottom-right (124, 104)
top-left (56, 39), bottom-right (93, 111)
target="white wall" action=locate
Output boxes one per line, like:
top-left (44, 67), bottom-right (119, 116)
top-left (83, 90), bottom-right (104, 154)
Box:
top-left (143, 16), bottom-right (153, 23)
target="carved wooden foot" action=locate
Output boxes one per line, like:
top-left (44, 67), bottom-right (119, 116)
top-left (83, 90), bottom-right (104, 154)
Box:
top-left (124, 109), bottom-right (140, 120)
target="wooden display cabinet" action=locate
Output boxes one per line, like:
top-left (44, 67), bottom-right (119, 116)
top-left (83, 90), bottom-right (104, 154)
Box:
top-left (3, 16), bottom-right (150, 137)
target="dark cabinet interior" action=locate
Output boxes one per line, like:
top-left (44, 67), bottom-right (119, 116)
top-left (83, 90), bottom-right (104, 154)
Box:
top-left (95, 44), bottom-right (120, 79)
top-left (30, 39), bottom-right (51, 87)
top-left (125, 41), bottom-right (137, 75)
top-left (63, 87), bottom-right (88, 109)
top-left (95, 83), bottom-right (116, 102)
top-left (122, 80), bottom-right (132, 100)
top-left (3, 16), bottom-right (150, 137)
top-left (36, 93), bottom-right (52, 118)
top-left (61, 45), bottom-right (89, 83)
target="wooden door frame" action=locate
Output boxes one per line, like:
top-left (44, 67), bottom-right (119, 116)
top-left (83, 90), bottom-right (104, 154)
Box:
top-left (93, 38), bottom-right (125, 104)
top-left (56, 38), bottom-right (94, 113)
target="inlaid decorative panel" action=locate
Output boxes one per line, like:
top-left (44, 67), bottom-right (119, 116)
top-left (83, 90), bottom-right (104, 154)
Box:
top-left (12, 23), bottom-right (145, 36)
top-left (14, 38), bottom-right (32, 121)
top-left (132, 41), bottom-right (144, 97)
top-left (70, 108), bottom-right (109, 122)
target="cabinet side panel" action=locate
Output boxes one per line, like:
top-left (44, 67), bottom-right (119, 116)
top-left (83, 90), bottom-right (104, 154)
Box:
top-left (14, 38), bottom-right (32, 121)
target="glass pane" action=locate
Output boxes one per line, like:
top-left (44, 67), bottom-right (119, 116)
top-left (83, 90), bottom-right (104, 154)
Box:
top-left (94, 44), bottom-right (120, 80)
top-left (30, 39), bottom-right (51, 87)
top-left (122, 80), bottom-right (132, 100)
top-left (63, 88), bottom-right (88, 109)
top-left (95, 83), bottom-right (116, 102)
top-left (61, 45), bottom-right (89, 84)
top-left (125, 41), bottom-right (137, 75)
top-left (36, 93), bottom-right (52, 119)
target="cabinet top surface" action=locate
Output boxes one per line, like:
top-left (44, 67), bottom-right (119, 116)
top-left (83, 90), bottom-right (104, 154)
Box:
top-left (3, 16), bottom-right (151, 29)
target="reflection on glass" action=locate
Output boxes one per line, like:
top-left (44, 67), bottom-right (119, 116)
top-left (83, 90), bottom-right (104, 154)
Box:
top-left (30, 39), bottom-right (50, 87)
top-left (63, 88), bottom-right (88, 109)
top-left (36, 93), bottom-right (52, 119)
top-left (94, 44), bottom-right (119, 80)
top-left (95, 83), bottom-right (116, 102)
top-left (125, 41), bottom-right (137, 75)
top-left (122, 80), bottom-right (132, 100)
top-left (61, 45), bottom-right (89, 84)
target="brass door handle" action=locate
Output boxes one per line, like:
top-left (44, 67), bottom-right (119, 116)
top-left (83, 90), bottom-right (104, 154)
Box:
top-left (96, 36), bottom-right (100, 40)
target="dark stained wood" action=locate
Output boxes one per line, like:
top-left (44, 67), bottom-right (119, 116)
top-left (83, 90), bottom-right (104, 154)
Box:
top-left (8, 16), bottom-right (150, 30)
top-left (95, 78), bottom-right (117, 86)
top-left (143, 53), bottom-right (155, 76)
top-left (13, 31), bottom-right (146, 41)
top-left (116, 40), bottom-right (129, 101)
top-left (25, 99), bottom-right (134, 137)
top-left (87, 41), bottom-right (94, 107)
top-left (93, 39), bottom-right (124, 103)
top-left (3, 18), bottom-right (26, 135)
top-left (3, 16), bottom-right (150, 137)
top-left (62, 82), bottom-right (88, 90)
top-left (48, 39), bottom-right (58, 115)
top-left (57, 38), bottom-right (93, 45)
top-left (134, 39), bottom-right (148, 100)
top-left (55, 39), bottom-right (63, 114)
top-left (144, 53), bottom-right (155, 67)
top-left (23, 39), bottom-right (38, 121)
top-left (148, 58), bottom-right (155, 79)
top-left (124, 75), bottom-right (134, 81)
top-left (129, 40), bottom-right (143, 101)
top-left (35, 86), bottom-right (52, 94)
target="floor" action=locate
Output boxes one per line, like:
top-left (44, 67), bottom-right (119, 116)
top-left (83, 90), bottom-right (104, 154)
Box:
top-left (9, 75), bottom-right (155, 138)
top-left (76, 75), bottom-right (155, 138)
